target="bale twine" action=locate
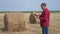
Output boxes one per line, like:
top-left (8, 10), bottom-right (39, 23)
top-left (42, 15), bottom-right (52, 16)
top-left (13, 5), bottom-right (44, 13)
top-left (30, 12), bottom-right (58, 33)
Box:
top-left (4, 12), bottom-right (26, 32)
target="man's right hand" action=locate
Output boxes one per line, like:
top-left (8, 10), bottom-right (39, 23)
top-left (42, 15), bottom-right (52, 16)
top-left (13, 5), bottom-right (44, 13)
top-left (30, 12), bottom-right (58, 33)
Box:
top-left (34, 14), bottom-right (37, 16)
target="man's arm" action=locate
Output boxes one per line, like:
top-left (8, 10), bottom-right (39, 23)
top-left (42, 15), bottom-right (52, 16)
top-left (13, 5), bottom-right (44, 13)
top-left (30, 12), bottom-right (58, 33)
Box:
top-left (41, 12), bottom-right (48, 21)
top-left (34, 14), bottom-right (40, 19)
top-left (40, 11), bottom-right (48, 21)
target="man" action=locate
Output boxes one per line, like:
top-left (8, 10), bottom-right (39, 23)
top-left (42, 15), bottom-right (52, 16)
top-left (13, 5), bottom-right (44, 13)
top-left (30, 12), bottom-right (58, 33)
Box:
top-left (34, 3), bottom-right (50, 34)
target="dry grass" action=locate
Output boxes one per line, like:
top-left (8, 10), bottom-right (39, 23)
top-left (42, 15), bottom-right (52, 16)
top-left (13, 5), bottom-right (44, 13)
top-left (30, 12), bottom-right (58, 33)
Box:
top-left (4, 13), bottom-right (26, 32)
top-left (0, 12), bottom-right (60, 34)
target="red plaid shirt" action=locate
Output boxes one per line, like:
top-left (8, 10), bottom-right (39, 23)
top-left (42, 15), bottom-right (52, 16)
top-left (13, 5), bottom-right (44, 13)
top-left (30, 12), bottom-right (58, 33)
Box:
top-left (39, 8), bottom-right (50, 27)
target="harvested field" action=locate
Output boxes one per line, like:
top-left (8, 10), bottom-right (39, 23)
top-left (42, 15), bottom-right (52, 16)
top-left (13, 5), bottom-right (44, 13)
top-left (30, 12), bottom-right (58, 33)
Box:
top-left (0, 12), bottom-right (60, 34)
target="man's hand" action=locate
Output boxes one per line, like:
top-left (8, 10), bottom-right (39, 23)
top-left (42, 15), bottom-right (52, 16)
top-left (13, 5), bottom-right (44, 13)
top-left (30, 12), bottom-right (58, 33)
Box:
top-left (34, 14), bottom-right (40, 19)
top-left (34, 14), bottom-right (37, 16)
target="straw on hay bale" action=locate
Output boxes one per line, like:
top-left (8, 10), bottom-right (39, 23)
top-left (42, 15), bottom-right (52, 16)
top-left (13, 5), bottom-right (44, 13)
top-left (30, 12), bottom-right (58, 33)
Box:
top-left (29, 12), bottom-right (40, 24)
top-left (4, 12), bottom-right (26, 32)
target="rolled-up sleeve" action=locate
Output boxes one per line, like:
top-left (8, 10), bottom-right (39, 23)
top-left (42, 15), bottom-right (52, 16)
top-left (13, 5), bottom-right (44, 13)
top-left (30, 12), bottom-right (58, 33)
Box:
top-left (40, 10), bottom-right (48, 21)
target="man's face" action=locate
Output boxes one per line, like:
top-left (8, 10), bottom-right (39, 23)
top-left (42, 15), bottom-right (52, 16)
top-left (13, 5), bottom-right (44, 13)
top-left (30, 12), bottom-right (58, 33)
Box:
top-left (41, 5), bottom-right (46, 10)
top-left (41, 5), bottom-right (44, 9)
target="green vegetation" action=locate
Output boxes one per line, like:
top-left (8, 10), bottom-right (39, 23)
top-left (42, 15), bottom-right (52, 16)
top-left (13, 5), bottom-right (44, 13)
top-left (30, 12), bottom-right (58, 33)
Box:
top-left (0, 11), bottom-right (60, 13)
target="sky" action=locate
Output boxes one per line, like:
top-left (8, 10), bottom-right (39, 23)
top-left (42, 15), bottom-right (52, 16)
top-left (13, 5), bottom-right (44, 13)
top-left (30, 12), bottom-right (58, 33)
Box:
top-left (0, 0), bottom-right (60, 11)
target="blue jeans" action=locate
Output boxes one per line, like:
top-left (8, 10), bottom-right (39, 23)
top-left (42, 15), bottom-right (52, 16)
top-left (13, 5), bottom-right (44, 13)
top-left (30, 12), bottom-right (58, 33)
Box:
top-left (42, 27), bottom-right (48, 34)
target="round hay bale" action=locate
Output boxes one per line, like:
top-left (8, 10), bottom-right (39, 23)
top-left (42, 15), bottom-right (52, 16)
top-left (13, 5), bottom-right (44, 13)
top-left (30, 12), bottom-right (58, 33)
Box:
top-left (4, 12), bottom-right (26, 32)
top-left (29, 12), bottom-right (40, 24)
